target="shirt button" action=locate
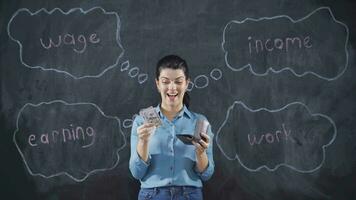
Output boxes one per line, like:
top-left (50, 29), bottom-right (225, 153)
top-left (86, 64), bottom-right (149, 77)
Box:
top-left (170, 166), bottom-right (173, 170)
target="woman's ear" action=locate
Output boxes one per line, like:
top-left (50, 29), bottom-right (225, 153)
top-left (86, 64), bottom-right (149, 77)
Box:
top-left (185, 78), bottom-right (191, 91)
top-left (155, 78), bottom-right (160, 92)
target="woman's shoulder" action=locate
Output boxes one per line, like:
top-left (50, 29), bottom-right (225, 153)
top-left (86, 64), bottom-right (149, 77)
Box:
top-left (188, 109), bottom-right (209, 122)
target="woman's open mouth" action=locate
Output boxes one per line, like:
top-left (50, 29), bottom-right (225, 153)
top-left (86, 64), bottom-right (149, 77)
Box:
top-left (167, 93), bottom-right (178, 101)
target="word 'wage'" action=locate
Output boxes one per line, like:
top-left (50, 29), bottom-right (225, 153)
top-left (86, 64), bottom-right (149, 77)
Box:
top-left (40, 33), bottom-right (100, 53)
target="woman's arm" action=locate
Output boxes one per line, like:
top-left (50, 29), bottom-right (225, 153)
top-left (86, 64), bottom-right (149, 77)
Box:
top-left (129, 117), bottom-right (155, 180)
top-left (136, 123), bottom-right (156, 162)
top-left (193, 123), bottom-right (215, 181)
top-left (195, 150), bottom-right (209, 172)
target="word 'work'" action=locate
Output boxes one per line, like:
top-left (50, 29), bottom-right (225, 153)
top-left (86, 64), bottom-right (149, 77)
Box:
top-left (248, 123), bottom-right (296, 146)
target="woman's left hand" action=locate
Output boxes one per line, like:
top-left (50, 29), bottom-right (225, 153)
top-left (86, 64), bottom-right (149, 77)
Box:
top-left (192, 132), bottom-right (210, 156)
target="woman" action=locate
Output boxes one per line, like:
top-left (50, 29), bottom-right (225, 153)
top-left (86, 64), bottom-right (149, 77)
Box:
top-left (129, 55), bottom-right (214, 200)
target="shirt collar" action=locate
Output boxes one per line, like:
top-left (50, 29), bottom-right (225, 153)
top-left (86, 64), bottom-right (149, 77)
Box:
top-left (156, 104), bottom-right (192, 119)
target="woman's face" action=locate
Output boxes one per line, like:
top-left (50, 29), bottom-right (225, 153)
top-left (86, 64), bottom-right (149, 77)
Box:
top-left (156, 68), bottom-right (189, 109)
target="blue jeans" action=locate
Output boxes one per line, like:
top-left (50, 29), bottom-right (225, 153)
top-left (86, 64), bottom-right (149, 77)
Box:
top-left (138, 186), bottom-right (203, 200)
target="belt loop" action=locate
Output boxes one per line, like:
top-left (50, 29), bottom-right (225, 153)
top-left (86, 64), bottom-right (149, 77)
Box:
top-left (170, 187), bottom-right (174, 200)
top-left (182, 186), bottom-right (189, 200)
top-left (155, 187), bottom-right (160, 195)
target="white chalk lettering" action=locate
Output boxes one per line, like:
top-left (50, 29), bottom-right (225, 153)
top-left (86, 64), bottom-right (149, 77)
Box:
top-left (265, 133), bottom-right (274, 143)
top-left (248, 123), bottom-right (295, 146)
top-left (40, 36), bottom-right (61, 49)
top-left (82, 127), bottom-right (95, 148)
top-left (63, 33), bottom-right (75, 45)
top-left (304, 36), bottom-right (312, 48)
top-left (73, 34), bottom-right (87, 53)
top-left (89, 33), bottom-right (100, 43)
top-left (248, 35), bottom-right (313, 54)
top-left (248, 134), bottom-right (264, 145)
top-left (40, 133), bottom-right (49, 144)
top-left (51, 130), bottom-right (59, 143)
top-left (75, 126), bottom-right (85, 140)
top-left (28, 134), bottom-right (38, 146)
top-left (39, 33), bottom-right (100, 54)
top-left (62, 128), bottom-right (72, 142)
top-left (27, 125), bottom-right (96, 148)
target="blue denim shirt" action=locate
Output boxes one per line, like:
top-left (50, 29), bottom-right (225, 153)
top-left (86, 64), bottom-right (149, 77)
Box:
top-left (129, 105), bottom-right (214, 188)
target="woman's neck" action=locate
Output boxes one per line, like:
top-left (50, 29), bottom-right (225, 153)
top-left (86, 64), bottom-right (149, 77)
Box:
top-left (160, 103), bottom-right (183, 121)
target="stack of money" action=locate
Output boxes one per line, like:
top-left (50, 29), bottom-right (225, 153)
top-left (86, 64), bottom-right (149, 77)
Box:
top-left (139, 106), bottom-right (162, 127)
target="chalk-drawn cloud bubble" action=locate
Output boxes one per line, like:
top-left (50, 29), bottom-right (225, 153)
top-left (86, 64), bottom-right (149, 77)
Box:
top-left (222, 7), bottom-right (349, 81)
top-left (216, 101), bottom-right (336, 173)
top-left (14, 100), bottom-right (126, 182)
top-left (7, 7), bottom-right (124, 79)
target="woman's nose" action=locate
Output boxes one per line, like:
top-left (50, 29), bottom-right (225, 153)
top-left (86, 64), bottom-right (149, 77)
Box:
top-left (168, 82), bottom-right (177, 90)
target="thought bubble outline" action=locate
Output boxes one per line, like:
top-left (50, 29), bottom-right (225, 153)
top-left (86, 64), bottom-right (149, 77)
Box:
top-left (221, 7), bottom-right (349, 81)
top-left (215, 101), bottom-right (337, 173)
top-left (13, 100), bottom-right (127, 182)
top-left (7, 7), bottom-right (124, 79)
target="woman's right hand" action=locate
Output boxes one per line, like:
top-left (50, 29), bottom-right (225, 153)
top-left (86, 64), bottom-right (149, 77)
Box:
top-left (137, 123), bottom-right (156, 143)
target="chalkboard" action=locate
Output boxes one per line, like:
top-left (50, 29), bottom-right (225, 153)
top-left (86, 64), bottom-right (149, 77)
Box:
top-left (1, 0), bottom-right (356, 199)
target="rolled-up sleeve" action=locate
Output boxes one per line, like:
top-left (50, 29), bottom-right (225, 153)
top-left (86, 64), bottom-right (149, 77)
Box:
top-left (194, 119), bottom-right (215, 181)
top-left (129, 116), bottom-right (151, 180)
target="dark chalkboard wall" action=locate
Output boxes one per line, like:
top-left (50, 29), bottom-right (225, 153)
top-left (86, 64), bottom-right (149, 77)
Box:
top-left (1, 0), bottom-right (356, 199)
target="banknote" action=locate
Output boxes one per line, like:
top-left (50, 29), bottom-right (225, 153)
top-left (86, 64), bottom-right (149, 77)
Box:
top-left (139, 106), bottom-right (162, 127)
